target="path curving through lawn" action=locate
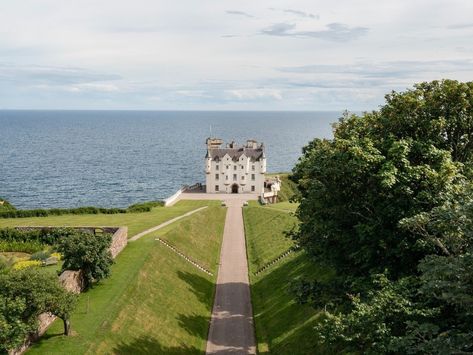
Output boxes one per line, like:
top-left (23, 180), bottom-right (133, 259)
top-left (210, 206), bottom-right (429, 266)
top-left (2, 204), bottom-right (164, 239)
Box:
top-left (128, 206), bottom-right (208, 241)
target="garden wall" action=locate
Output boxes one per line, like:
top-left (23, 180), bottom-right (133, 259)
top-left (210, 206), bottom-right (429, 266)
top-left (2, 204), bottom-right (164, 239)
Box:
top-left (10, 226), bottom-right (127, 355)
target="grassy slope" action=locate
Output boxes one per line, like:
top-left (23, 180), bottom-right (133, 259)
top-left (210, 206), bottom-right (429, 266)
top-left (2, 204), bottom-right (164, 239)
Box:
top-left (244, 203), bottom-right (330, 354)
top-left (0, 200), bottom-right (209, 238)
top-left (27, 202), bottom-right (225, 355)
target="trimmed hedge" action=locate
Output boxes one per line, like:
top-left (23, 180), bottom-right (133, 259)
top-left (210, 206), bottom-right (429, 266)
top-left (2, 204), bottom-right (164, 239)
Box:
top-left (0, 200), bottom-right (164, 219)
top-left (0, 227), bottom-right (77, 245)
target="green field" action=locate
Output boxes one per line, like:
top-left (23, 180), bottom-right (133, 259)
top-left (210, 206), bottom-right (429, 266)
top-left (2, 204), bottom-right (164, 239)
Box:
top-left (22, 201), bottom-right (225, 354)
top-left (0, 200), bottom-right (209, 238)
top-left (243, 202), bottom-right (330, 354)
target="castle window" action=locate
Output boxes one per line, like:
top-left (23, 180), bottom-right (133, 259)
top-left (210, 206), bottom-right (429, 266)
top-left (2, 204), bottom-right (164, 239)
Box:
top-left (251, 174), bottom-right (255, 181)
top-left (251, 185), bottom-right (255, 192)
top-left (233, 174), bottom-right (237, 181)
top-left (216, 165), bottom-right (219, 170)
top-left (215, 174), bottom-right (219, 180)
top-left (252, 165), bottom-right (255, 171)
top-left (241, 176), bottom-right (245, 180)
top-left (215, 185), bottom-right (219, 191)
top-left (226, 165), bottom-right (229, 170)
top-left (226, 175), bottom-right (229, 180)
top-left (234, 165), bottom-right (237, 171)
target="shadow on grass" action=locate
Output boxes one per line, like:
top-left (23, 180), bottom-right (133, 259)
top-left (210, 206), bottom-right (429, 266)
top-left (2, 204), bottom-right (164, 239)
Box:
top-left (177, 271), bottom-right (256, 353)
top-left (251, 252), bottom-right (332, 354)
top-left (113, 335), bottom-right (200, 355)
top-left (177, 271), bottom-right (213, 310)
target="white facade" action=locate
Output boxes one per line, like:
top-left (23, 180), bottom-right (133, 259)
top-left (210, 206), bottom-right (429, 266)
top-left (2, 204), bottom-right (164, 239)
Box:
top-left (205, 138), bottom-right (266, 194)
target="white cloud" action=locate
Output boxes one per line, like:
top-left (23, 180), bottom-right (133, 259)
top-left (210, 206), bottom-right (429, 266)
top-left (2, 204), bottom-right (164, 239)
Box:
top-left (0, 0), bottom-right (472, 110)
top-left (226, 88), bottom-right (283, 100)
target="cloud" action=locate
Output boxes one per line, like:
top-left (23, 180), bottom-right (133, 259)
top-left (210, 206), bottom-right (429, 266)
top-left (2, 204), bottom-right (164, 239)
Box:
top-left (282, 9), bottom-right (319, 19)
top-left (447, 23), bottom-right (473, 29)
top-left (0, 64), bottom-right (121, 85)
top-left (261, 22), bottom-right (368, 41)
top-left (225, 88), bottom-right (282, 100)
top-left (226, 10), bottom-right (254, 18)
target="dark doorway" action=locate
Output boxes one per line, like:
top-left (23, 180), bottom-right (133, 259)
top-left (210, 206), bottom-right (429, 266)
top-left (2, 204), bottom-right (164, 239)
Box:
top-left (231, 184), bottom-right (239, 193)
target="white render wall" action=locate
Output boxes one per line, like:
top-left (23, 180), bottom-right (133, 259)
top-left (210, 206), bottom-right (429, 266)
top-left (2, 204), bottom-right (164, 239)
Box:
top-left (205, 153), bottom-right (265, 194)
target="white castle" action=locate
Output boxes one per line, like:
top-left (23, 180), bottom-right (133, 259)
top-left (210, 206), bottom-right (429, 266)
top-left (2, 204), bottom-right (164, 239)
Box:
top-left (204, 138), bottom-right (281, 202)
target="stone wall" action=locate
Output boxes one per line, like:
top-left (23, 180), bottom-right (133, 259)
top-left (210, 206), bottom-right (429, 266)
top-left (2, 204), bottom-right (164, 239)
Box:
top-left (109, 227), bottom-right (128, 258)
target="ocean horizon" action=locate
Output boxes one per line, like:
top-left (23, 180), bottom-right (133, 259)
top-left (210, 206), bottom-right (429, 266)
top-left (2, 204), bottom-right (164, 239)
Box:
top-left (0, 110), bottom-right (341, 209)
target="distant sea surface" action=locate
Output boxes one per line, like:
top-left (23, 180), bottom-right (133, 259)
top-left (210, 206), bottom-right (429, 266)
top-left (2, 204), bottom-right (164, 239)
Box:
top-left (0, 110), bottom-right (340, 209)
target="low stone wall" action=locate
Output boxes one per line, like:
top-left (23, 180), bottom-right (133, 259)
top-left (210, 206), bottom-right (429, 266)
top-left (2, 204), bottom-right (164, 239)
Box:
top-left (10, 226), bottom-right (127, 355)
top-left (109, 227), bottom-right (127, 258)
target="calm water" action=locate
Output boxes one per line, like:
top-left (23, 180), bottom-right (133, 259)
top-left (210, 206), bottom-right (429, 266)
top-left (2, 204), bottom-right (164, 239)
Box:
top-left (0, 110), bottom-right (339, 209)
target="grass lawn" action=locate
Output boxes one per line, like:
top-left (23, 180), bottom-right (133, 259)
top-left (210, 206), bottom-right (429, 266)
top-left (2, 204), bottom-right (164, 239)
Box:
top-left (243, 204), bottom-right (332, 354)
top-left (243, 205), bottom-right (297, 275)
top-left (27, 202), bottom-right (225, 354)
top-left (265, 201), bottom-right (299, 213)
top-left (0, 200), bottom-right (210, 238)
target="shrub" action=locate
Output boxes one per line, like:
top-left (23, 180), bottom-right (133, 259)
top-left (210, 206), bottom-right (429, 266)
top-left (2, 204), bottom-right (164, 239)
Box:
top-left (50, 252), bottom-right (62, 261)
top-left (0, 200), bottom-right (164, 219)
top-left (0, 240), bottom-right (44, 254)
top-left (58, 232), bottom-right (113, 288)
top-left (30, 250), bottom-right (52, 261)
top-left (13, 260), bottom-right (42, 270)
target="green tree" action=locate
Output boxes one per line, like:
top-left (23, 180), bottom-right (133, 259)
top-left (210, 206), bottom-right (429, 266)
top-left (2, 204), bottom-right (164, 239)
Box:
top-left (0, 269), bottom-right (78, 352)
top-left (58, 231), bottom-right (113, 288)
top-left (291, 80), bottom-right (473, 353)
top-left (292, 80), bottom-right (471, 280)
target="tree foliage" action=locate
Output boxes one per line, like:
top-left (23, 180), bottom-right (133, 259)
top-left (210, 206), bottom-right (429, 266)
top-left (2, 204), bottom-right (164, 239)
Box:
top-left (58, 232), bottom-right (113, 288)
top-left (0, 269), bottom-right (77, 352)
top-left (291, 80), bottom-right (473, 353)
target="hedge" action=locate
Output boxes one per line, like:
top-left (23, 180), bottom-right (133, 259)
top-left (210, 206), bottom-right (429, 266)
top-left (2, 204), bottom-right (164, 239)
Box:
top-left (0, 200), bottom-right (164, 219)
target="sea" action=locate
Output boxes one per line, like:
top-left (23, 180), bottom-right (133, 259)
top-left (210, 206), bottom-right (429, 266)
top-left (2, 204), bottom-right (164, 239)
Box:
top-left (0, 110), bottom-right (340, 209)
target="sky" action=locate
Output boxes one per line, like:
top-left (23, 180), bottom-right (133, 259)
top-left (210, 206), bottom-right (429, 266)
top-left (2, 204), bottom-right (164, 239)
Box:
top-left (0, 0), bottom-right (472, 111)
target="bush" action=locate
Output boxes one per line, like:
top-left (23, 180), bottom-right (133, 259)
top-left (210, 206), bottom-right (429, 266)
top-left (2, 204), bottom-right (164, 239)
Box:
top-left (0, 240), bottom-right (44, 254)
top-left (30, 250), bottom-right (52, 261)
top-left (0, 200), bottom-right (164, 219)
top-left (0, 198), bottom-right (15, 211)
top-left (0, 227), bottom-right (77, 246)
top-left (13, 260), bottom-right (42, 270)
top-left (58, 231), bottom-right (113, 288)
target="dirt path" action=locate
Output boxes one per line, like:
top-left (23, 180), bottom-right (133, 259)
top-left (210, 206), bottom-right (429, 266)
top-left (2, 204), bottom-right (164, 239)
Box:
top-left (128, 206), bottom-right (208, 241)
top-left (205, 198), bottom-right (256, 354)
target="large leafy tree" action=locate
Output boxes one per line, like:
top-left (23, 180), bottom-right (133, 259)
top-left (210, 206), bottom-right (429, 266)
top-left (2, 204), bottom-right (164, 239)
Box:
top-left (292, 80), bottom-right (472, 279)
top-left (0, 269), bottom-right (77, 352)
top-left (291, 80), bottom-right (473, 353)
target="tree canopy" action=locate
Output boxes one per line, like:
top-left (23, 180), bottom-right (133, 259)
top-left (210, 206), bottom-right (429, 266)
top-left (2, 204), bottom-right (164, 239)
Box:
top-left (58, 231), bottom-right (113, 288)
top-left (291, 80), bottom-right (473, 353)
top-left (0, 269), bottom-right (77, 353)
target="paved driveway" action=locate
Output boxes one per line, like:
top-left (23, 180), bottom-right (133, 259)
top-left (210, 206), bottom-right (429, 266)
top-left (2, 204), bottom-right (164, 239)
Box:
top-left (178, 193), bottom-right (257, 354)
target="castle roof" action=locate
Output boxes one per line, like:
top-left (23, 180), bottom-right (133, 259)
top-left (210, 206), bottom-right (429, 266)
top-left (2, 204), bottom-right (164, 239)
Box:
top-left (208, 147), bottom-right (264, 162)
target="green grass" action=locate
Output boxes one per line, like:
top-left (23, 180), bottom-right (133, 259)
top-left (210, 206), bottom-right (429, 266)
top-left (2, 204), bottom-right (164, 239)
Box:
top-left (0, 200), bottom-right (210, 238)
top-left (243, 206), bottom-right (296, 275)
top-left (27, 202), bottom-right (226, 354)
top-left (244, 204), bottom-right (331, 354)
top-left (265, 201), bottom-right (299, 213)
top-left (160, 206), bottom-right (226, 272)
